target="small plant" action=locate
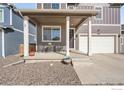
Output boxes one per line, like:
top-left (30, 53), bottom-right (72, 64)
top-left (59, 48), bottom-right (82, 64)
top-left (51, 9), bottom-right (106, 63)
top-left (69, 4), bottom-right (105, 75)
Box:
top-left (48, 42), bottom-right (52, 48)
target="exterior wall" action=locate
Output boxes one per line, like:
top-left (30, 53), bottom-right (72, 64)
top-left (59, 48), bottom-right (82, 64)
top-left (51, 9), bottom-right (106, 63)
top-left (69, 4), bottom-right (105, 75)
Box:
top-left (0, 4), bottom-right (36, 57)
top-left (122, 25), bottom-right (124, 30)
top-left (12, 11), bottom-right (23, 30)
top-left (77, 25), bottom-right (120, 34)
top-left (4, 30), bottom-right (23, 56)
top-left (0, 31), bottom-right (2, 56)
top-left (0, 5), bottom-right (10, 26)
top-left (77, 3), bottom-right (120, 24)
top-left (121, 34), bottom-right (124, 53)
top-left (37, 23), bottom-right (66, 51)
top-left (75, 34), bottom-right (79, 50)
top-left (91, 7), bottom-right (120, 24)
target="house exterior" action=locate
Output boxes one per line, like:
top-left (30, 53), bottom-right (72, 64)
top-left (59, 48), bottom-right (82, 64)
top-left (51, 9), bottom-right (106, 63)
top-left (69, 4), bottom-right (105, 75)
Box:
top-left (16, 3), bottom-right (123, 57)
top-left (0, 3), bottom-right (123, 58)
top-left (0, 3), bottom-right (36, 58)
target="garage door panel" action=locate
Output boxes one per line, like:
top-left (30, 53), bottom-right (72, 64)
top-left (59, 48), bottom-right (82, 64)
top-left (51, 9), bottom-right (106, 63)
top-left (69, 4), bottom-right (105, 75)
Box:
top-left (79, 36), bottom-right (115, 54)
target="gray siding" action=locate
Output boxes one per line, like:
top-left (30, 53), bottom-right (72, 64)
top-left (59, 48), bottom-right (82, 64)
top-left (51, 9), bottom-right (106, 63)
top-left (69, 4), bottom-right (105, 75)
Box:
top-left (0, 6), bottom-right (10, 26)
top-left (0, 31), bottom-right (2, 57)
top-left (122, 25), bottom-right (124, 30)
top-left (37, 24), bottom-right (66, 51)
top-left (91, 7), bottom-right (120, 24)
top-left (4, 30), bottom-right (23, 56)
top-left (121, 35), bottom-right (124, 53)
top-left (77, 25), bottom-right (120, 34)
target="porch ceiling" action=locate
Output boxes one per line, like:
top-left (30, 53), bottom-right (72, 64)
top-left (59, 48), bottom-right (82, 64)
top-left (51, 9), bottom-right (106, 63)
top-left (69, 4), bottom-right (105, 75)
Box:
top-left (30, 16), bottom-right (88, 28)
top-left (16, 9), bottom-right (97, 28)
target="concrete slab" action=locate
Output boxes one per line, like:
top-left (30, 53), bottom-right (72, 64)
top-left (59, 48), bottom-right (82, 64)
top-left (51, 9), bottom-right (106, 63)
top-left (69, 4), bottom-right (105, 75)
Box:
top-left (73, 54), bottom-right (124, 85)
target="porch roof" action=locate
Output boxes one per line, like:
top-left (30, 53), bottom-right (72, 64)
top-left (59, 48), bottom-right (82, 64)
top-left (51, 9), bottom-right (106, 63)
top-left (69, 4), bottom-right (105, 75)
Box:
top-left (16, 9), bottom-right (97, 28)
top-left (16, 9), bottom-right (97, 16)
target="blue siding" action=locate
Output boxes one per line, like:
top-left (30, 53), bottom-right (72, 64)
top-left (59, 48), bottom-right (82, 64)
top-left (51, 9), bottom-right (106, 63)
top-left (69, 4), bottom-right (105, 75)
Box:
top-left (0, 31), bottom-right (2, 57)
top-left (12, 12), bottom-right (23, 31)
top-left (29, 35), bottom-right (36, 43)
top-left (29, 22), bottom-right (36, 35)
top-left (0, 6), bottom-right (10, 26)
top-left (4, 30), bottom-right (23, 56)
top-left (29, 22), bottom-right (36, 43)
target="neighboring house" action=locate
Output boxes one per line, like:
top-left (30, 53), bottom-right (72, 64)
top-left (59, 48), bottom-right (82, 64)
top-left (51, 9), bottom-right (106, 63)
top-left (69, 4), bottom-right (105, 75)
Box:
top-left (121, 24), bottom-right (124, 53)
top-left (1, 3), bottom-right (123, 58)
top-left (0, 3), bottom-right (36, 58)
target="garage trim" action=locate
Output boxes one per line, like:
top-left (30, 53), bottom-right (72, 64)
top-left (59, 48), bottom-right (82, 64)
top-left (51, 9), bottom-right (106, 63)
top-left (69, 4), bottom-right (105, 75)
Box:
top-left (78, 33), bottom-right (118, 54)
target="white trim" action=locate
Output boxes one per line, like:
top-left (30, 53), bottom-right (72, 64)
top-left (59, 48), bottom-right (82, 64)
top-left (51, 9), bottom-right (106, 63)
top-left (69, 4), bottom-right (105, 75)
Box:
top-left (0, 5), bottom-right (5, 7)
top-left (13, 28), bottom-right (36, 37)
top-left (24, 16), bottom-right (29, 57)
top-left (88, 17), bottom-right (92, 56)
top-left (1, 29), bottom-right (5, 58)
top-left (42, 25), bottom-right (61, 42)
top-left (79, 33), bottom-right (118, 36)
top-left (94, 6), bottom-right (103, 20)
top-left (79, 33), bottom-right (118, 54)
top-left (65, 3), bottom-right (67, 9)
top-left (66, 16), bottom-right (70, 56)
top-left (0, 9), bottom-right (4, 23)
top-left (10, 8), bottom-right (12, 25)
top-left (35, 24), bottom-right (38, 52)
top-left (81, 24), bottom-right (121, 26)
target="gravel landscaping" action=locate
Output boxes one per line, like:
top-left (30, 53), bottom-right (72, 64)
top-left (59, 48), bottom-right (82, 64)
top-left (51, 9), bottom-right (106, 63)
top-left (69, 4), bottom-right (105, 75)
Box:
top-left (0, 57), bottom-right (81, 85)
top-left (0, 55), bottom-right (23, 67)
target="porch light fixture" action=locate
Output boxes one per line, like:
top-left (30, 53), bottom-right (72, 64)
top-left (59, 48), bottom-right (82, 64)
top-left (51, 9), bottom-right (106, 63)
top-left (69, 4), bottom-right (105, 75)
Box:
top-left (97, 29), bottom-right (101, 35)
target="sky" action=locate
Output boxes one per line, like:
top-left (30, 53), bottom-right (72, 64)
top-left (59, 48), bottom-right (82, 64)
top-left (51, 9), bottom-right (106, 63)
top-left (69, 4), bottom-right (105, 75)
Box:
top-left (14, 3), bottom-right (124, 24)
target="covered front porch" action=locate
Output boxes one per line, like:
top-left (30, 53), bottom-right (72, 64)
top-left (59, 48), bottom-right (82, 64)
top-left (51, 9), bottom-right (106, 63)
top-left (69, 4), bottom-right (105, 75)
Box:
top-left (19, 9), bottom-right (97, 60)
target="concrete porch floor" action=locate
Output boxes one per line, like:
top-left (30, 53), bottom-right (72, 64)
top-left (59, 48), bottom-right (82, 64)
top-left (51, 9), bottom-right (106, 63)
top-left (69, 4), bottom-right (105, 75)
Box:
top-left (24, 51), bottom-right (89, 63)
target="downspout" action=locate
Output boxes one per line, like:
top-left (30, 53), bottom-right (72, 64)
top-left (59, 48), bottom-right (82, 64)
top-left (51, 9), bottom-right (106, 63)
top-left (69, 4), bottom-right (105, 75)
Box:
top-left (2, 29), bottom-right (5, 58)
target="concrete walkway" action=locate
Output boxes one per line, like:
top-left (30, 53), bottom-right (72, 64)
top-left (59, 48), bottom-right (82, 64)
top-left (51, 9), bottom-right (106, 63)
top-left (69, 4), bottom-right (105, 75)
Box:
top-left (73, 54), bottom-right (124, 85)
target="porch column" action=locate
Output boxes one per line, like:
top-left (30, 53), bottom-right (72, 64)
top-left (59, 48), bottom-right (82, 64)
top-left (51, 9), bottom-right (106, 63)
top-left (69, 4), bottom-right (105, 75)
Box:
top-left (66, 16), bottom-right (70, 57)
top-left (87, 17), bottom-right (92, 56)
top-left (24, 16), bottom-right (29, 57)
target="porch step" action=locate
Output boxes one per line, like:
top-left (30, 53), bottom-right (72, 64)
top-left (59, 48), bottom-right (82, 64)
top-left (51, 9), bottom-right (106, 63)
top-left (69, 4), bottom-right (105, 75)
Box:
top-left (24, 59), bottom-right (63, 63)
top-left (72, 57), bottom-right (91, 62)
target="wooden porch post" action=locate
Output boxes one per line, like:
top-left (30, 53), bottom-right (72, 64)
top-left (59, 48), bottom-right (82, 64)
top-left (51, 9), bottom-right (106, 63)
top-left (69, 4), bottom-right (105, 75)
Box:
top-left (24, 16), bottom-right (29, 57)
top-left (66, 16), bottom-right (70, 57)
top-left (88, 17), bottom-right (92, 56)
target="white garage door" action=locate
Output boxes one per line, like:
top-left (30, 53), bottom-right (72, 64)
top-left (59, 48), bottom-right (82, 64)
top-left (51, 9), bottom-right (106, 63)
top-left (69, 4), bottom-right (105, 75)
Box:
top-left (79, 35), bottom-right (115, 53)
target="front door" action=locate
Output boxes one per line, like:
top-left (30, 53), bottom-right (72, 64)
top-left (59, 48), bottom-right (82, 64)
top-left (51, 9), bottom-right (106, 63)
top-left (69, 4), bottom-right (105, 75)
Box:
top-left (69, 29), bottom-right (75, 49)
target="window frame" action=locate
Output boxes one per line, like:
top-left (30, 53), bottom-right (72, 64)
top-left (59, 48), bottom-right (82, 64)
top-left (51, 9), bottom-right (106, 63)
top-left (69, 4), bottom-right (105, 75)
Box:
top-left (42, 3), bottom-right (61, 9)
top-left (0, 9), bottom-right (4, 23)
top-left (94, 6), bottom-right (103, 20)
top-left (42, 25), bottom-right (61, 42)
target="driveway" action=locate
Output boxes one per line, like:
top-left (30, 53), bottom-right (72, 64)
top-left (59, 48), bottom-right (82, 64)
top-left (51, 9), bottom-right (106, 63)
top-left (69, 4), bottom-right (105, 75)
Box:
top-left (73, 54), bottom-right (124, 85)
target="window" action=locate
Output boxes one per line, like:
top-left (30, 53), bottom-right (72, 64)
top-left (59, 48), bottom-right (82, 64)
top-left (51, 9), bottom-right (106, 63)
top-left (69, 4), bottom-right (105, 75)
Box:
top-left (52, 3), bottom-right (60, 9)
top-left (68, 5), bottom-right (75, 9)
top-left (0, 9), bottom-right (4, 22)
top-left (43, 3), bottom-right (60, 9)
top-left (95, 6), bottom-right (103, 20)
top-left (43, 3), bottom-right (51, 9)
top-left (42, 26), bottom-right (61, 42)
